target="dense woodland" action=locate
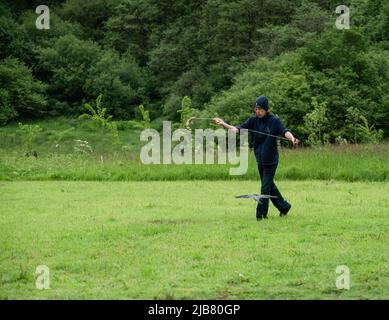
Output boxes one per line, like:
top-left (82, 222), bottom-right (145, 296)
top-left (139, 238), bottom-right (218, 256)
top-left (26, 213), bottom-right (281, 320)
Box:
top-left (1, 0), bottom-right (388, 144)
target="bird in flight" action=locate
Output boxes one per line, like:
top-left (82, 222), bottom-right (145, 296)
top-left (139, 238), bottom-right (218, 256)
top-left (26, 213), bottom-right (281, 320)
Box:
top-left (235, 194), bottom-right (278, 204)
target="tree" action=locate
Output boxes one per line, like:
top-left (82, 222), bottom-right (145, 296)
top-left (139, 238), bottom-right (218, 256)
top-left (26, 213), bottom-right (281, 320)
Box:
top-left (84, 50), bottom-right (147, 118)
top-left (0, 58), bottom-right (47, 124)
top-left (37, 34), bottom-right (102, 114)
top-left (59, 0), bottom-right (115, 41)
top-left (205, 53), bottom-right (312, 137)
top-left (301, 28), bottom-right (369, 71)
top-left (0, 15), bottom-right (32, 63)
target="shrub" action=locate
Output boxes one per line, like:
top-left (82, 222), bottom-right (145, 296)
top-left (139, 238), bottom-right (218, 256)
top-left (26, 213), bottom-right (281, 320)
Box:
top-left (16, 122), bottom-right (42, 153)
top-left (0, 58), bottom-right (47, 124)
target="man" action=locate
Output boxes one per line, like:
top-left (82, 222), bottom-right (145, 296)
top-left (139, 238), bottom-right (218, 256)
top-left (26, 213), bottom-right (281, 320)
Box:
top-left (214, 95), bottom-right (298, 220)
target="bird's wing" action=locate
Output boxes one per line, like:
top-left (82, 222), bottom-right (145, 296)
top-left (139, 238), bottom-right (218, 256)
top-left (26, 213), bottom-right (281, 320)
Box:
top-left (235, 194), bottom-right (253, 199)
top-left (235, 194), bottom-right (261, 200)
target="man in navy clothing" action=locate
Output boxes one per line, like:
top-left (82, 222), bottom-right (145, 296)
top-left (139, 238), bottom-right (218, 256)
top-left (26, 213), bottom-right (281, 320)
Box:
top-left (214, 96), bottom-right (299, 220)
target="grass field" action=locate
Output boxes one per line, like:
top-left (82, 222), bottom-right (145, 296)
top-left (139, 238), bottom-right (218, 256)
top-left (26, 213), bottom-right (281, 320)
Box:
top-left (1, 180), bottom-right (388, 299)
top-left (1, 118), bottom-right (388, 299)
top-left (1, 145), bottom-right (389, 182)
top-left (1, 118), bottom-right (389, 182)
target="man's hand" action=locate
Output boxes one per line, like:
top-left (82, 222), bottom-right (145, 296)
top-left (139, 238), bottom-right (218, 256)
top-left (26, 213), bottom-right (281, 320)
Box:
top-left (213, 117), bottom-right (225, 126)
top-left (213, 118), bottom-right (239, 133)
top-left (285, 131), bottom-right (299, 146)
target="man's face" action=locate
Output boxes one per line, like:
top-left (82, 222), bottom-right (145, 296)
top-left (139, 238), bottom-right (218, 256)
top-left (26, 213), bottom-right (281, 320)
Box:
top-left (254, 107), bottom-right (267, 118)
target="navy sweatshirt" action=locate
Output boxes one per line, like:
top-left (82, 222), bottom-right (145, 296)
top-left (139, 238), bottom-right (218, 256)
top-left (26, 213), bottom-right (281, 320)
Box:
top-left (237, 113), bottom-right (289, 165)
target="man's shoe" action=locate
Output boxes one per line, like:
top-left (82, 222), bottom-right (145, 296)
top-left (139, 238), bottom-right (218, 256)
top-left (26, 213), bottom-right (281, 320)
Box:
top-left (257, 215), bottom-right (268, 221)
top-left (280, 203), bottom-right (291, 217)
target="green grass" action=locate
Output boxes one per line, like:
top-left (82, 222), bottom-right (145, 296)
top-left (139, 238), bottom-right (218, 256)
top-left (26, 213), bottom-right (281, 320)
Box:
top-left (1, 180), bottom-right (388, 299)
top-left (1, 117), bottom-right (389, 182)
top-left (1, 144), bottom-right (388, 182)
top-left (0, 117), bottom-right (143, 155)
top-left (1, 117), bottom-right (387, 299)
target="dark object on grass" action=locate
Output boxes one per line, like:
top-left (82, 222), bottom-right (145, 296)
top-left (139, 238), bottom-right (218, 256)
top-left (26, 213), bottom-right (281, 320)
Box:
top-left (25, 151), bottom-right (38, 158)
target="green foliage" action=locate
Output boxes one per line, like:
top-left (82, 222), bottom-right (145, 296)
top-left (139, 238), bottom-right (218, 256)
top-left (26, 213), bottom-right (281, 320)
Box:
top-left (79, 94), bottom-right (121, 146)
top-left (303, 98), bottom-right (329, 146)
top-left (301, 27), bottom-right (389, 139)
top-left (254, 25), bottom-right (309, 58)
top-left (0, 91), bottom-right (17, 126)
top-left (301, 28), bottom-right (369, 71)
top-left (352, 0), bottom-right (389, 43)
top-left (0, 58), bottom-right (47, 124)
top-left (59, 0), bottom-right (115, 41)
top-left (252, 0), bottom-right (331, 57)
top-left (163, 66), bottom-right (214, 118)
top-left (177, 96), bottom-right (194, 128)
top-left (53, 127), bottom-right (75, 150)
top-left (84, 50), bottom-right (147, 118)
top-left (73, 139), bottom-right (93, 154)
top-left (37, 34), bottom-right (102, 114)
top-left (19, 11), bottom-right (85, 54)
top-left (103, 0), bottom-right (162, 63)
top-left (16, 122), bottom-right (42, 152)
top-left (206, 53), bottom-right (311, 136)
top-left (0, 0), bottom-right (387, 142)
top-left (346, 104), bottom-right (384, 145)
top-left (79, 94), bottom-right (112, 126)
top-left (0, 15), bottom-right (30, 61)
top-left (355, 115), bottom-right (384, 144)
top-left (1, 117), bottom-right (389, 181)
top-left (291, 0), bottom-right (331, 34)
top-left (127, 104), bottom-right (151, 130)
top-left (138, 105), bottom-right (151, 129)
top-left (206, 25), bottom-right (389, 143)
top-left (346, 107), bottom-right (362, 143)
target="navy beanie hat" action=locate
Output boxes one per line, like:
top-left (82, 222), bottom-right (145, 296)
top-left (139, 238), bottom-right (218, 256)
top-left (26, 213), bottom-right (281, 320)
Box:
top-left (254, 96), bottom-right (269, 111)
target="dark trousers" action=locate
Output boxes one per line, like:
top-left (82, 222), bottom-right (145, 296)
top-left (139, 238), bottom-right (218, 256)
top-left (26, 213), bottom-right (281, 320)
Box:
top-left (256, 163), bottom-right (289, 218)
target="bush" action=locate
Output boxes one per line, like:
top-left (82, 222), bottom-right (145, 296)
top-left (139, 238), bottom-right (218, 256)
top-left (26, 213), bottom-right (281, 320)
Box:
top-left (205, 53), bottom-right (311, 136)
top-left (84, 50), bottom-right (147, 118)
top-left (17, 122), bottom-right (42, 153)
top-left (79, 94), bottom-right (121, 146)
top-left (0, 58), bottom-right (47, 124)
top-left (0, 15), bottom-right (32, 62)
top-left (303, 98), bottom-right (329, 146)
top-left (37, 34), bottom-right (102, 114)
top-left (204, 29), bottom-right (389, 143)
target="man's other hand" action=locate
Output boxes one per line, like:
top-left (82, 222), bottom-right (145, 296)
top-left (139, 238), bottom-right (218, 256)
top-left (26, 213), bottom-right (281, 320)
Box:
top-left (213, 118), bottom-right (225, 126)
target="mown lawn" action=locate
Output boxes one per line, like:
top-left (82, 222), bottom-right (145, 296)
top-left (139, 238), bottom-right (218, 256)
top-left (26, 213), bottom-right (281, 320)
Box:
top-left (0, 180), bottom-right (388, 299)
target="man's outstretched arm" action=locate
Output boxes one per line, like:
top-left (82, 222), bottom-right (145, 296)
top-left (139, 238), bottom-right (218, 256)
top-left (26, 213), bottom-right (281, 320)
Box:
top-left (215, 117), bottom-right (299, 145)
top-left (213, 118), bottom-right (239, 133)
